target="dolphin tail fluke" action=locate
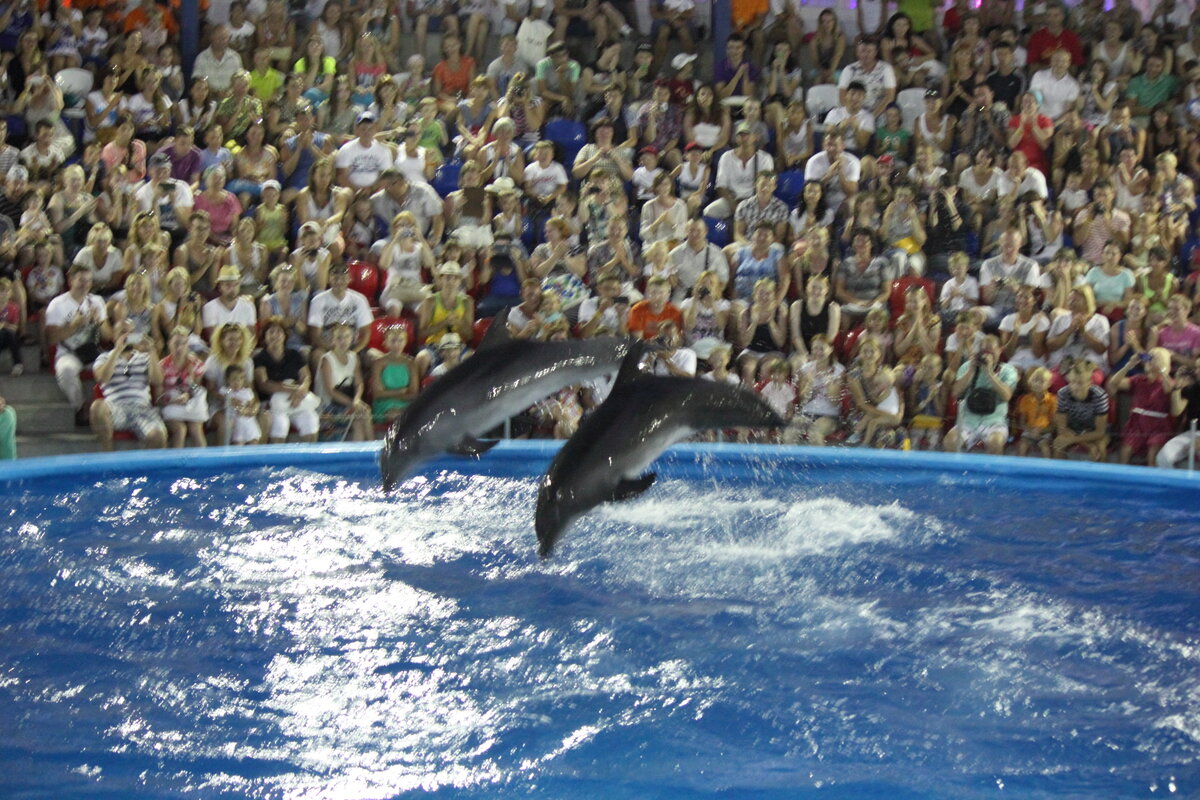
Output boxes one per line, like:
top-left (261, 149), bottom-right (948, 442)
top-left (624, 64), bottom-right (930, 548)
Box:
top-left (611, 472), bottom-right (656, 502)
top-left (449, 436), bottom-right (501, 457)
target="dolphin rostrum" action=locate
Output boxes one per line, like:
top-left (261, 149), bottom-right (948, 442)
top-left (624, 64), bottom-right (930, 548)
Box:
top-left (535, 376), bottom-right (786, 557)
top-left (380, 308), bottom-right (644, 491)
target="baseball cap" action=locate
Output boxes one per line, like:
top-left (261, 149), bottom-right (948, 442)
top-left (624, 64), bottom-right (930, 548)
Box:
top-left (671, 53), bottom-right (697, 71)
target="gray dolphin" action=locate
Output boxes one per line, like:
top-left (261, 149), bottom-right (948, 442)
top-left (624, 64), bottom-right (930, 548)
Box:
top-left (380, 308), bottom-right (644, 491)
top-left (535, 376), bottom-right (787, 557)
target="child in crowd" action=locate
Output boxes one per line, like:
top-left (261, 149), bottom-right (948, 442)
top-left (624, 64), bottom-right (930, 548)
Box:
top-left (220, 364), bottom-right (262, 445)
top-left (25, 242), bottom-right (64, 319)
top-left (906, 353), bottom-right (945, 451)
top-left (757, 360), bottom-right (799, 443)
top-left (1016, 366), bottom-right (1057, 457)
top-left (858, 367), bottom-right (904, 448)
top-left (254, 180), bottom-right (290, 263)
top-left (632, 147), bottom-right (664, 203)
top-left (20, 191), bottom-right (53, 237)
top-left (1057, 171), bottom-right (1089, 217)
top-left (0, 278), bottom-right (22, 375)
top-left (944, 309), bottom-right (984, 375)
top-left (796, 335), bottom-right (845, 446)
top-left (938, 252), bottom-right (979, 324)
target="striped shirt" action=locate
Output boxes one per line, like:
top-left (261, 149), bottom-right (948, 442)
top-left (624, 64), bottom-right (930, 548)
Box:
top-left (95, 350), bottom-right (153, 406)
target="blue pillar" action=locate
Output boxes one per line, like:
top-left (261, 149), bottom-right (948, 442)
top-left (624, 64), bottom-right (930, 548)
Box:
top-left (181, 0), bottom-right (201, 80)
top-left (713, 0), bottom-right (730, 65)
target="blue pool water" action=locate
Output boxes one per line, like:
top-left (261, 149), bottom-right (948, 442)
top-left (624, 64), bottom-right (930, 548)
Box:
top-left (1, 443), bottom-right (1198, 799)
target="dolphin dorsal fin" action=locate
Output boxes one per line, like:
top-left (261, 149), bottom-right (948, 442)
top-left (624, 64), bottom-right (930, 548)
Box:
top-left (610, 472), bottom-right (656, 502)
top-left (612, 339), bottom-right (649, 387)
top-left (475, 307), bottom-right (513, 353)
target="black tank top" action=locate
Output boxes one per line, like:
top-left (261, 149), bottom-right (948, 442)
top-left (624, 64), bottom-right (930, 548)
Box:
top-left (798, 298), bottom-right (831, 349)
top-left (748, 321), bottom-right (776, 353)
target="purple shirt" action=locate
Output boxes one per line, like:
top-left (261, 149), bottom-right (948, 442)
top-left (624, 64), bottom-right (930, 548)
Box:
top-left (168, 146), bottom-right (203, 183)
top-left (714, 58), bottom-right (760, 91)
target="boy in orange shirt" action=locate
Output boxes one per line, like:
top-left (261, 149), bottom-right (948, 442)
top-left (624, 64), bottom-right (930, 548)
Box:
top-left (627, 276), bottom-right (683, 341)
top-left (1016, 366), bottom-right (1057, 457)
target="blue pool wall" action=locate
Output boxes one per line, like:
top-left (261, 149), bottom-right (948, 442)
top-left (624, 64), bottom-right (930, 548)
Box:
top-left (1, 442), bottom-right (1198, 497)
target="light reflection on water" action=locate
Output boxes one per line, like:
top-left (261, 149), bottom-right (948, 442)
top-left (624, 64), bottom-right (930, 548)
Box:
top-left (0, 462), bottom-right (1197, 799)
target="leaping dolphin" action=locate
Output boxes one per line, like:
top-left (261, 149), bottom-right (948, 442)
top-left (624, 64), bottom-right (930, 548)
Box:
top-left (535, 376), bottom-right (786, 557)
top-left (380, 308), bottom-right (644, 491)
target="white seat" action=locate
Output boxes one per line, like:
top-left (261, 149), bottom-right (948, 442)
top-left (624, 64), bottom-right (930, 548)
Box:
top-left (55, 67), bottom-right (93, 108)
top-left (805, 83), bottom-right (840, 127)
top-left (897, 87), bottom-right (926, 133)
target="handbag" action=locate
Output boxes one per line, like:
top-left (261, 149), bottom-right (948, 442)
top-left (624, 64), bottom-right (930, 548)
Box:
top-left (965, 372), bottom-right (998, 415)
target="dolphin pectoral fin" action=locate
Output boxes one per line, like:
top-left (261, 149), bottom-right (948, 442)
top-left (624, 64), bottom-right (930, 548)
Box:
top-left (475, 307), bottom-right (513, 352)
top-left (611, 472), bottom-right (656, 502)
top-left (448, 436), bottom-right (501, 457)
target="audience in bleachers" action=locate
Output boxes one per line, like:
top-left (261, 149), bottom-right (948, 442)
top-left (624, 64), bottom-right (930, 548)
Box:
top-left (1, 0), bottom-right (1199, 466)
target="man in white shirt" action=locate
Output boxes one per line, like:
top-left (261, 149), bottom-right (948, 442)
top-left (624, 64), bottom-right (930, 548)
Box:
top-left (134, 152), bottom-right (193, 240)
top-left (647, 320), bottom-right (697, 377)
top-left (1028, 48), bottom-right (1080, 120)
top-left (823, 81), bottom-right (875, 153)
top-left (335, 111), bottom-right (395, 190)
top-left (978, 228), bottom-right (1042, 328)
top-left (44, 264), bottom-right (108, 423)
top-left (486, 33), bottom-right (530, 95)
top-left (522, 140), bottom-right (569, 206)
top-left (371, 169), bottom-right (445, 243)
top-left (576, 272), bottom-right (630, 337)
top-left (202, 266), bottom-right (258, 340)
top-left (837, 36), bottom-right (897, 120)
top-left (803, 129), bottom-right (860, 215)
top-left (997, 150), bottom-right (1050, 202)
top-left (192, 25), bottom-right (243, 95)
top-left (670, 218), bottom-right (731, 298)
top-left (704, 121), bottom-right (774, 219)
top-left (307, 262), bottom-right (374, 358)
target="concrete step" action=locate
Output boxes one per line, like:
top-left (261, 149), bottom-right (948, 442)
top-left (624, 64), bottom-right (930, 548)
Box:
top-left (15, 431), bottom-right (137, 459)
top-left (2, 372), bottom-right (67, 405)
top-left (14, 401), bottom-right (79, 433)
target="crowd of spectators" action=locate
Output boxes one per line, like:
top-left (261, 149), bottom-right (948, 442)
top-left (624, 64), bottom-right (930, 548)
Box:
top-left (1, 0), bottom-right (1200, 467)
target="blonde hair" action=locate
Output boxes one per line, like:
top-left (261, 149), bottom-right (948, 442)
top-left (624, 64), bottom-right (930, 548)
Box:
top-left (212, 322), bottom-right (255, 366)
top-left (165, 265), bottom-right (191, 293)
top-left (86, 222), bottom-right (113, 247)
top-left (1027, 366), bottom-right (1052, 387)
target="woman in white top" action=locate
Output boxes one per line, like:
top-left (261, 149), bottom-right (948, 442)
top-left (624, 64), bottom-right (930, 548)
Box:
top-left (223, 217), bottom-right (268, 297)
top-left (683, 85), bottom-right (731, 161)
top-left (379, 211), bottom-right (435, 315)
top-left (288, 221), bottom-right (332, 293)
top-left (1093, 18), bottom-right (1133, 77)
top-left (639, 173), bottom-right (688, 248)
top-left (1077, 59), bottom-right (1119, 129)
top-left (914, 90), bottom-right (955, 166)
top-left (317, 322), bottom-right (372, 441)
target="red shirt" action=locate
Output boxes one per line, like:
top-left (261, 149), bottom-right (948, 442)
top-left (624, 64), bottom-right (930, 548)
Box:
top-left (432, 57), bottom-right (476, 98)
top-left (1027, 28), bottom-right (1085, 68)
top-left (1007, 113), bottom-right (1054, 175)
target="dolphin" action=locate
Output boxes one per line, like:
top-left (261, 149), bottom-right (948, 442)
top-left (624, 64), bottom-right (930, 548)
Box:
top-left (535, 376), bottom-right (787, 558)
top-left (380, 308), bottom-right (644, 491)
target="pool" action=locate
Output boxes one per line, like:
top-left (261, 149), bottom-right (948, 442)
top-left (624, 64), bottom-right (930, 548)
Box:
top-left (1, 443), bottom-right (1198, 799)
